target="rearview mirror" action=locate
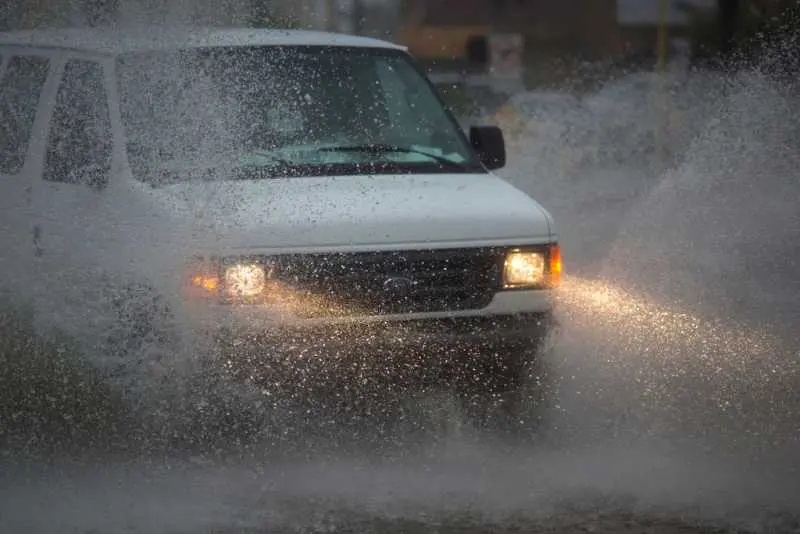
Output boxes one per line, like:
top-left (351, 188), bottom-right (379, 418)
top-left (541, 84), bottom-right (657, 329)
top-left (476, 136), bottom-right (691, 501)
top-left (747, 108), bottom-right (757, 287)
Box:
top-left (470, 125), bottom-right (506, 170)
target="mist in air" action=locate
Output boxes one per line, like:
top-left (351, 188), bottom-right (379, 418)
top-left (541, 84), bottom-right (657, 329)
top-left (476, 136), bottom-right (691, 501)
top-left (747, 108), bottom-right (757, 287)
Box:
top-left (1, 1), bottom-right (799, 533)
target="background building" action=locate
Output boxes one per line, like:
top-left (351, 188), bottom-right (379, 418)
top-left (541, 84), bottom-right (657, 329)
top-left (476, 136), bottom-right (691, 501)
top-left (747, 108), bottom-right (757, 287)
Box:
top-left (2, 0), bottom-right (794, 89)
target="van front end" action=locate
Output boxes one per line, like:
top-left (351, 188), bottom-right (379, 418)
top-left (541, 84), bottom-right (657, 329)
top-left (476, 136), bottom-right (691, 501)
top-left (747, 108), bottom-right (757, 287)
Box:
top-left (175, 244), bottom-right (560, 389)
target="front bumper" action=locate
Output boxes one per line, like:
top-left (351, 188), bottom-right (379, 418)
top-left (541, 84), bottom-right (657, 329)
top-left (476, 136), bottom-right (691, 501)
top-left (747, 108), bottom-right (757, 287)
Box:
top-left (215, 312), bottom-right (553, 351)
top-left (184, 288), bottom-right (553, 335)
top-left (211, 312), bottom-right (553, 389)
top-left (181, 289), bottom-right (554, 386)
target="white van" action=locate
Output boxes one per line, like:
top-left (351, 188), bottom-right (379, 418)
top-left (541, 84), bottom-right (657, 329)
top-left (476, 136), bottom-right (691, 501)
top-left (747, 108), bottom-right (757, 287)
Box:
top-left (0, 28), bottom-right (559, 400)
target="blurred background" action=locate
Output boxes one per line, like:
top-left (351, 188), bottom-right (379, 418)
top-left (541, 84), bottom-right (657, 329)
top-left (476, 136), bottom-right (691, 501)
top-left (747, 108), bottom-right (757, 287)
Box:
top-left (1, 1), bottom-right (796, 84)
top-left (1, 0), bottom-right (797, 166)
top-left (2, 1), bottom-right (797, 85)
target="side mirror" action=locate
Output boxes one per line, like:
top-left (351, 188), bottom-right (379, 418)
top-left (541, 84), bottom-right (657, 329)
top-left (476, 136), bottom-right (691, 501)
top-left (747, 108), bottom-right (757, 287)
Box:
top-left (470, 125), bottom-right (506, 170)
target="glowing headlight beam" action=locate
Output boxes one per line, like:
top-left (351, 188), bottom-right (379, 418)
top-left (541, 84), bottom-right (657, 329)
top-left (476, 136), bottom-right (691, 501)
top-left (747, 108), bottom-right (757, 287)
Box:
top-left (555, 274), bottom-right (780, 363)
top-left (224, 264), bottom-right (267, 298)
top-left (504, 251), bottom-right (546, 288)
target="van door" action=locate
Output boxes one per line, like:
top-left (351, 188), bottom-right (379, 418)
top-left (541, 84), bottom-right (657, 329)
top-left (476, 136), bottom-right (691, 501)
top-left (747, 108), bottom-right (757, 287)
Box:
top-left (0, 51), bottom-right (52, 312)
top-left (32, 57), bottom-right (114, 334)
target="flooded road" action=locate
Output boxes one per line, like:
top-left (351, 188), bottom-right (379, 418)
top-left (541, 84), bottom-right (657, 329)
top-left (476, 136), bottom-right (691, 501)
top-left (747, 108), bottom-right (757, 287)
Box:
top-left (3, 152), bottom-right (798, 533)
top-left (2, 75), bottom-right (800, 533)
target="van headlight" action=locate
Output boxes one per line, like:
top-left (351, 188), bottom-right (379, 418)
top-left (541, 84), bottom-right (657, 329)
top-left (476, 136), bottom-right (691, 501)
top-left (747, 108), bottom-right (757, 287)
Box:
top-left (224, 264), bottom-right (267, 298)
top-left (503, 251), bottom-right (546, 288)
top-left (502, 245), bottom-right (561, 289)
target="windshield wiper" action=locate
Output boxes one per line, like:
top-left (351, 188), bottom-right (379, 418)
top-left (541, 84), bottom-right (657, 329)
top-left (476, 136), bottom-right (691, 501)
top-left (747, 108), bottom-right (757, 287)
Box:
top-left (317, 144), bottom-right (474, 170)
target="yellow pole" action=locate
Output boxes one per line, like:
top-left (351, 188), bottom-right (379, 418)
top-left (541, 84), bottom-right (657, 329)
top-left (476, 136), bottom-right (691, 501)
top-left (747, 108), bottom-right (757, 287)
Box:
top-left (655, 0), bottom-right (669, 167)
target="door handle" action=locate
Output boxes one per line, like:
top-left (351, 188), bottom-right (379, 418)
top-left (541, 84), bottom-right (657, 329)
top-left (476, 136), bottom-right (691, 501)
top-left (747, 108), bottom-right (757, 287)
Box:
top-left (32, 225), bottom-right (42, 257)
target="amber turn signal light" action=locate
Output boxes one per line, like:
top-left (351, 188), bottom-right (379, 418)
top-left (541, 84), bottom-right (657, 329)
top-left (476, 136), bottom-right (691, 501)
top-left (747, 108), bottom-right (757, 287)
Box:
top-left (548, 243), bottom-right (562, 287)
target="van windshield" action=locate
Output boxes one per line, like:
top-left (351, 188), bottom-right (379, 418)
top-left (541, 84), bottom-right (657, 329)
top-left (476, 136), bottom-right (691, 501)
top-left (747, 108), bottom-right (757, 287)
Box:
top-left (116, 46), bottom-right (483, 186)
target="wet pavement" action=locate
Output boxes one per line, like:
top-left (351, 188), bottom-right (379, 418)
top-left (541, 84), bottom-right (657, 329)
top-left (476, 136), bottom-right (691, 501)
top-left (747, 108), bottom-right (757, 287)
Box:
top-left (2, 77), bottom-right (800, 533)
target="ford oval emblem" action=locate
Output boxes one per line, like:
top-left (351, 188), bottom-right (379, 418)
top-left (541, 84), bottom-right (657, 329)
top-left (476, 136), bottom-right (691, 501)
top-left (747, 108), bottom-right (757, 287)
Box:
top-left (383, 276), bottom-right (415, 295)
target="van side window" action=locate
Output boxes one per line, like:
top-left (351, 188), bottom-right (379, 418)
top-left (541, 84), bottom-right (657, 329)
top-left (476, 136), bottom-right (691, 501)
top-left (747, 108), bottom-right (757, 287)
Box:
top-left (44, 60), bottom-right (111, 187)
top-left (0, 55), bottom-right (50, 174)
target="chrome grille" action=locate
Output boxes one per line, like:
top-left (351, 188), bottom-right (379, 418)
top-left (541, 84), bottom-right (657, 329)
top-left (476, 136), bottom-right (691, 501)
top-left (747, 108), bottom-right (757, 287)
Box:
top-left (265, 248), bottom-right (503, 317)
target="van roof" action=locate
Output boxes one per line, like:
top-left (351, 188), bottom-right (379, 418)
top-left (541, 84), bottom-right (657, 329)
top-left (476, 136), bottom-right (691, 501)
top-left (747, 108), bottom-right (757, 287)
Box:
top-left (0, 27), bottom-right (406, 56)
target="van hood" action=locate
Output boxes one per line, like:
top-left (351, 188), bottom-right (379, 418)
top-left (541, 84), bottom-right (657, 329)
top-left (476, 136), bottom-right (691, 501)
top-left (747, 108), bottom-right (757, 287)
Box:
top-left (146, 173), bottom-right (553, 252)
